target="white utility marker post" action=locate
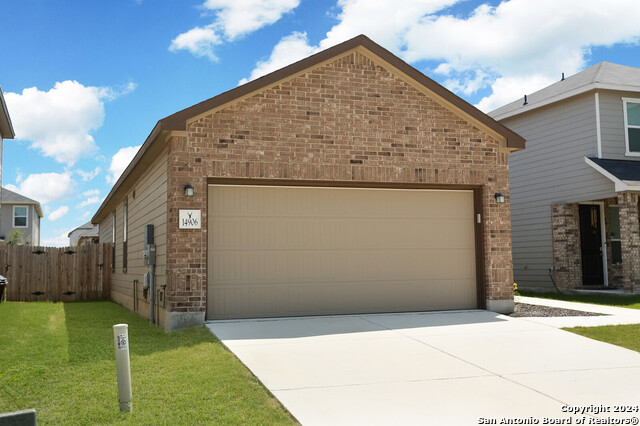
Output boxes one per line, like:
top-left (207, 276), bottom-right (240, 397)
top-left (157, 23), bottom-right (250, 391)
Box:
top-left (113, 324), bottom-right (132, 412)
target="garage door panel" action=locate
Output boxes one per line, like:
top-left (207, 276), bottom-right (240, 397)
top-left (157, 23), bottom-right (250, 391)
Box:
top-left (210, 186), bottom-right (473, 219)
top-left (210, 278), bottom-right (476, 319)
top-left (208, 185), bottom-right (477, 320)
top-left (211, 218), bottom-right (474, 250)
top-left (211, 247), bottom-right (475, 284)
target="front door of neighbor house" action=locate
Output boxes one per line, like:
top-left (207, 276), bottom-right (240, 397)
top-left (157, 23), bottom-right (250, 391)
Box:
top-left (579, 205), bottom-right (604, 286)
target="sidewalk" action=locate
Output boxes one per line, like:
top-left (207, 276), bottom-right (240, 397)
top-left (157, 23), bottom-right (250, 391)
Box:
top-left (515, 295), bottom-right (640, 328)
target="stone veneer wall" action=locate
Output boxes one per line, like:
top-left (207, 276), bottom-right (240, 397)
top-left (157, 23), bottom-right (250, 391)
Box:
top-left (551, 203), bottom-right (582, 289)
top-left (164, 51), bottom-right (515, 325)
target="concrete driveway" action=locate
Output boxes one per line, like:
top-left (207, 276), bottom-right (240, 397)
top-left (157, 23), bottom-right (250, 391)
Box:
top-left (207, 309), bottom-right (640, 425)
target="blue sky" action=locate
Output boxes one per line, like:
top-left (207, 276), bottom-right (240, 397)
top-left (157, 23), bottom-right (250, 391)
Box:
top-left (1, 0), bottom-right (639, 246)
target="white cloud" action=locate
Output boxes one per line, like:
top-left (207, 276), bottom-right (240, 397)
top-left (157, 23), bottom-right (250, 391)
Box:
top-left (4, 81), bottom-right (136, 166)
top-left (239, 32), bottom-right (318, 84)
top-left (77, 196), bottom-right (101, 208)
top-left (170, 0), bottom-right (300, 60)
top-left (318, 0), bottom-right (458, 52)
top-left (48, 206), bottom-right (69, 221)
top-left (243, 0), bottom-right (640, 111)
top-left (82, 189), bottom-right (100, 197)
top-left (41, 228), bottom-right (74, 248)
top-left (78, 211), bottom-right (92, 221)
top-left (169, 26), bottom-right (222, 61)
top-left (475, 74), bottom-right (556, 113)
top-left (107, 145), bottom-right (141, 185)
top-left (76, 167), bottom-right (102, 182)
top-left (5, 171), bottom-right (76, 205)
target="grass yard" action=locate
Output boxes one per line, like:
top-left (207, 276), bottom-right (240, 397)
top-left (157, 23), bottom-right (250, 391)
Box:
top-left (519, 290), bottom-right (640, 353)
top-left (0, 301), bottom-right (297, 425)
top-left (568, 324), bottom-right (640, 353)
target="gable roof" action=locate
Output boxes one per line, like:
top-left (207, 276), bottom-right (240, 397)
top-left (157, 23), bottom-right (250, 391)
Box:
top-left (68, 221), bottom-right (99, 238)
top-left (490, 62), bottom-right (640, 120)
top-left (93, 34), bottom-right (525, 224)
top-left (159, 35), bottom-right (525, 147)
top-left (0, 85), bottom-right (15, 139)
top-left (1, 187), bottom-right (44, 217)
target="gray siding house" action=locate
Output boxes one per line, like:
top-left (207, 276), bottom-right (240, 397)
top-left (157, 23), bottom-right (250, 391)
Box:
top-left (1, 187), bottom-right (43, 245)
top-left (0, 85), bottom-right (16, 241)
top-left (490, 62), bottom-right (640, 293)
top-left (68, 221), bottom-right (99, 246)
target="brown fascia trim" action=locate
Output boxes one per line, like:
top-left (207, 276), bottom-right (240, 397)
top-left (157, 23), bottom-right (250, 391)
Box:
top-left (93, 34), bottom-right (525, 224)
top-left (0, 86), bottom-right (15, 139)
top-left (92, 122), bottom-right (164, 224)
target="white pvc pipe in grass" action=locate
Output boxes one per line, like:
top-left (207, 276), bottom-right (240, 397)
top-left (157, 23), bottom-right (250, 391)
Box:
top-left (113, 324), bottom-right (132, 412)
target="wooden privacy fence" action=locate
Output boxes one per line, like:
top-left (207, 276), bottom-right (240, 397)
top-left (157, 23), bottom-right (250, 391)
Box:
top-left (0, 243), bottom-right (111, 302)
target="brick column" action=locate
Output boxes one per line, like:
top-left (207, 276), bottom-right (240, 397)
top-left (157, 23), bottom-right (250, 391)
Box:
top-left (551, 203), bottom-right (582, 289)
top-left (617, 191), bottom-right (640, 293)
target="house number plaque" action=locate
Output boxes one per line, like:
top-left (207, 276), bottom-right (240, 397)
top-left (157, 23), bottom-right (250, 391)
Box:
top-left (179, 209), bottom-right (201, 229)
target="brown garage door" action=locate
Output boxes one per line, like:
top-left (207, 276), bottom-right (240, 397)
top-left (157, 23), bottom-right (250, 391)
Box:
top-left (207, 185), bottom-right (477, 320)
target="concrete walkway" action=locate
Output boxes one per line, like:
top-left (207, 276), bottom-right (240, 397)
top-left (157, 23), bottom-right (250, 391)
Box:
top-left (207, 307), bottom-right (640, 425)
top-left (516, 295), bottom-right (640, 328)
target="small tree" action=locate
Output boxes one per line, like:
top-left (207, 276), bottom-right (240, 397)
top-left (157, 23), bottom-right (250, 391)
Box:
top-left (7, 230), bottom-right (23, 245)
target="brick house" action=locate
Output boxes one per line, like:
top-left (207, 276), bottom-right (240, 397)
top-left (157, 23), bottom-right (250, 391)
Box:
top-left (92, 35), bottom-right (525, 330)
top-left (490, 62), bottom-right (640, 293)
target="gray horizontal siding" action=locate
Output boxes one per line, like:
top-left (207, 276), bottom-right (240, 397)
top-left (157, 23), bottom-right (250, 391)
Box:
top-left (599, 90), bottom-right (640, 160)
top-left (504, 92), bottom-right (615, 289)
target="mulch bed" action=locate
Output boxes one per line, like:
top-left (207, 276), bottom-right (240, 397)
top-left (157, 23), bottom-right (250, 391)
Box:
top-left (508, 303), bottom-right (606, 317)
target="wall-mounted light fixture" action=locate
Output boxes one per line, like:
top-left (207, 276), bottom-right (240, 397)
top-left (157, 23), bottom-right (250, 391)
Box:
top-left (494, 193), bottom-right (505, 204)
top-left (184, 184), bottom-right (194, 197)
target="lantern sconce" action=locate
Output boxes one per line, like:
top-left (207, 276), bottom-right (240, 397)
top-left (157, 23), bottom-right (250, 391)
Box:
top-left (494, 193), bottom-right (505, 204)
top-left (184, 184), bottom-right (194, 197)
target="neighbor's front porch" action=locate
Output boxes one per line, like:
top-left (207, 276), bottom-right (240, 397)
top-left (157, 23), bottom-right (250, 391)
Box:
top-left (551, 191), bottom-right (640, 292)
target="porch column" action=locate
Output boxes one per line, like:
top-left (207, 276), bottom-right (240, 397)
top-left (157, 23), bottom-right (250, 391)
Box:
top-left (551, 203), bottom-right (582, 290)
top-left (617, 191), bottom-right (640, 293)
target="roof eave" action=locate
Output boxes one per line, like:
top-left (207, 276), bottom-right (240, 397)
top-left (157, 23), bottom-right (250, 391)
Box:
top-left (92, 121), bottom-right (164, 224)
top-left (493, 82), bottom-right (640, 121)
top-left (0, 87), bottom-right (15, 139)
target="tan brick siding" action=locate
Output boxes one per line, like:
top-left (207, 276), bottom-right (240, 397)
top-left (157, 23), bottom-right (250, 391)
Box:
top-left (165, 51), bottom-right (514, 314)
top-left (551, 203), bottom-right (582, 289)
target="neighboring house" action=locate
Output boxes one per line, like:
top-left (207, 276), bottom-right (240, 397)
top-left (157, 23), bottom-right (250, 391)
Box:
top-left (68, 221), bottom-right (99, 246)
top-left (0, 85), bottom-right (16, 241)
top-left (1, 187), bottom-right (43, 245)
top-left (92, 35), bottom-right (525, 330)
top-left (490, 62), bottom-right (640, 293)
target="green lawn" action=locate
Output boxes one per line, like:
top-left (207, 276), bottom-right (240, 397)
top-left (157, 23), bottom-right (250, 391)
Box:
top-left (0, 301), bottom-right (297, 425)
top-left (518, 290), bottom-right (640, 353)
top-left (568, 324), bottom-right (640, 353)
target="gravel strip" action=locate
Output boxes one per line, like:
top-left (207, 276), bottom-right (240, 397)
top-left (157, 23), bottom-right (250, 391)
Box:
top-left (508, 303), bottom-right (606, 318)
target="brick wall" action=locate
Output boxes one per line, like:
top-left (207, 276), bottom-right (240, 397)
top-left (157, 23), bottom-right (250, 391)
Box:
top-left (603, 198), bottom-right (623, 288)
top-left (618, 191), bottom-right (640, 292)
top-left (551, 203), bottom-right (582, 289)
top-left (165, 51), bottom-right (514, 316)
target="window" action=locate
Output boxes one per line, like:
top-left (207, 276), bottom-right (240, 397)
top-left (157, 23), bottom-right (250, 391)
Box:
top-left (623, 98), bottom-right (640, 155)
top-left (111, 212), bottom-right (116, 271)
top-left (608, 205), bottom-right (622, 264)
top-left (13, 206), bottom-right (28, 228)
top-left (123, 198), bottom-right (128, 272)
